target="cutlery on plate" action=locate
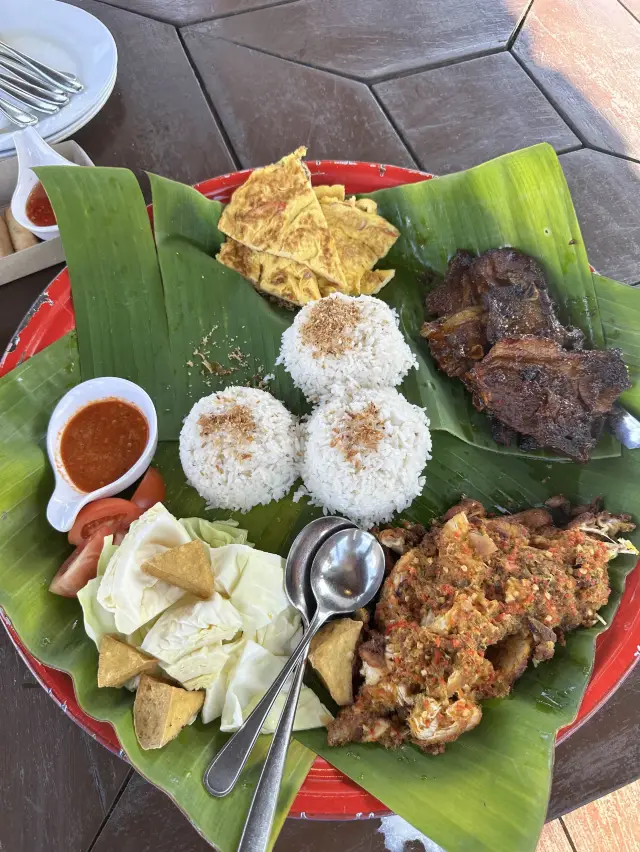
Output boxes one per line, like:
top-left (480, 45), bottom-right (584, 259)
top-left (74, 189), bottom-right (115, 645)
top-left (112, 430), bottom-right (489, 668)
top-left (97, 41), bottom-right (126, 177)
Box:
top-left (0, 81), bottom-right (61, 114)
top-left (236, 518), bottom-right (357, 851)
top-left (0, 94), bottom-right (36, 127)
top-left (0, 68), bottom-right (68, 105)
top-left (0, 41), bottom-right (83, 93)
top-left (203, 527), bottom-right (385, 823)
top-left (0, 56), bottom-right (67, 95)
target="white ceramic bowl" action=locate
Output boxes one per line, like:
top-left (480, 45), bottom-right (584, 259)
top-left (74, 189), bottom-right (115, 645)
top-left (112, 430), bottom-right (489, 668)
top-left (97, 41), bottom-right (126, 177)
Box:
top-left (46, 377), bottom-right (158, 533)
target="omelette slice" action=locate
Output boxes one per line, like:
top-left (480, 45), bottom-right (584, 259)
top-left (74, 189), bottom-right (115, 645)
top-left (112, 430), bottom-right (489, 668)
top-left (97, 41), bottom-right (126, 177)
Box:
top-left (218, 147), bottom-right (346, 287)
top-left (318, 197), bottom-right (400, 294)
top-left (218, 239), bottom-right (323, 306)
top-left (314, 184), bottom-right (345, 203)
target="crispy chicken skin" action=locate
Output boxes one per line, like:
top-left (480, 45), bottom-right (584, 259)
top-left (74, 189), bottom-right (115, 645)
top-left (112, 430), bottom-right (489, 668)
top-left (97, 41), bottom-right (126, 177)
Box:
top-left (327, 500), bottom-right (635, 753)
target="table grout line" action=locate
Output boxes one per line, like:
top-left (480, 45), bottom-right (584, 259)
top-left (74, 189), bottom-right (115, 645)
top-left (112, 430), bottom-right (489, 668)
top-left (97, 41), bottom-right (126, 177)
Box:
top-left (178, 28), bottom-right (511, 88)
top-left (367, 85), bottom-right (420, 169)
top-left (176, 28), bottom-right (243, 170)
top-left (85, 768), bottom-right (134, 852)
top-left (509, 48), bottom-right (590, 147)
top-left (559, 816), bottom-right (579, 852)
top-left (506, 0), bottom-right (535, 49)
top-left (581, 144), bottom-right (640, 166)
top-left (93, 0), bottom-right (302, 27)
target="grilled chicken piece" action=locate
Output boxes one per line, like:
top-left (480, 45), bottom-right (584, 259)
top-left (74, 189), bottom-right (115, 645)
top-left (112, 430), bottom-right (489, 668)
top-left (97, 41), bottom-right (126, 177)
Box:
top-left (378, 522), bottom-right (427, 555)
top-left (466, 337), bottom-right (631, 462)
top-left (328, 500), bottom-right (634, 755)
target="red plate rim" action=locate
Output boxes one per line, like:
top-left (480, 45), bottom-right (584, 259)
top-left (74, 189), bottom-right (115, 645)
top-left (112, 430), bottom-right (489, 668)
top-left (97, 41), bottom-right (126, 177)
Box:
top-left (1, 159), bottom-right (639, 821)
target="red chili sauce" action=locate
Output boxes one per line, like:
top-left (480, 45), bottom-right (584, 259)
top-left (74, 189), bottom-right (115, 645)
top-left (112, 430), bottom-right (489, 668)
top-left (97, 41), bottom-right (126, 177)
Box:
top-left (26, 181), bottom-right (56, 227)
top-left (60, 399), bottom-right (149, 493)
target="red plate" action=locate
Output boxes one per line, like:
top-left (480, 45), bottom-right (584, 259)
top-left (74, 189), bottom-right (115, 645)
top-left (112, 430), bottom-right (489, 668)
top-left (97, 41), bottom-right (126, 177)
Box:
top-left (2, 160), bottom-right (639, 820)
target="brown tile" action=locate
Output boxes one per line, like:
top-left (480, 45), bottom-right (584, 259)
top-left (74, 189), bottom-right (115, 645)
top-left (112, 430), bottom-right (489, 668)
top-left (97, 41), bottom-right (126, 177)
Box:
top-left (536, 820), bottom-right (573, 852)
top-left (549, 666), bottom-right (640, 819)
top-left (0, 630), bottom-right (130, 852)
top-left (97, 0), bottom-right (298, 27)
top-left (181, 35), bottom-right (414, 168)
top-left (91, 773), bottom-right (389, 852)
top-left (560, 149), bottom-right (640, 284)
top-left (68, 0), bottom-right (234, 189)
top-left (205, 0), bottom-right (530, 80)
top-left (374, 52), bottom-right (579, 174)
top-left (514, 0), bottom-right (640, 160)
top-left (562, 779), bottom-right (640, 851)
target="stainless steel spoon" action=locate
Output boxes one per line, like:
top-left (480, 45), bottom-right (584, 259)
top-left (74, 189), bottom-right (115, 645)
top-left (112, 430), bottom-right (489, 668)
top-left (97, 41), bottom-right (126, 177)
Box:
top-left (203, 517), bottom-right (355, 798)
top-left (236, 517), bottom-right (356, 850)
top-left (204, 528), bottom-right (385, 803)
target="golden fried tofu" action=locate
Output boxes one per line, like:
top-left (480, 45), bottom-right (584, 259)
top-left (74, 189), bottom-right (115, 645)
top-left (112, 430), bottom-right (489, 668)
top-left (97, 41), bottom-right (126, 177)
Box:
top-left (309, 618), bottom-right (363, 706)
top-left (141, 539), bottom-right (213, 599)
top-left (318, 198), bottom-right (400, 294)
top-left (98, 635), bottom-right (157, 688)
top-left (217, 239), bottom-right (323, 306)
top-left (134, 674), bottom-right (204, 750)
top-left (218, 147), bottom-right (346, 286)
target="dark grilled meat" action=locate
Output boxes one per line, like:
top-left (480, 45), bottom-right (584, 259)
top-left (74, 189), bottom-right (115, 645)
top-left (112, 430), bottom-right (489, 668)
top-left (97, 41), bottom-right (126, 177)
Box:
top-left (466, 338), bottom-right (631, 462)
top-left (425, 249), bottom-right (477, 317)
top-left (420, 306), bottom-right (488, 381)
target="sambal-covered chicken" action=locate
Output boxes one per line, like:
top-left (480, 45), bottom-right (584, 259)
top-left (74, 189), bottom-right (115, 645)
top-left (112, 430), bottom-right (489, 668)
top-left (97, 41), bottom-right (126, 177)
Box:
top-left (325, 499), bottom-right (636, 753)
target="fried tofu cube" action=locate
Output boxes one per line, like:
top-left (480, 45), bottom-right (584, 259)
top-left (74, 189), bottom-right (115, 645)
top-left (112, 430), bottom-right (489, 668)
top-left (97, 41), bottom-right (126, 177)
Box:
top-left (98, 635), bottom-right (157, 688)
top-left (141, 539), bottom-right (213, 599)
top-left (309, 618), bottom-right (363, 706)
top-left (133, 674), bottom-right (205, 750)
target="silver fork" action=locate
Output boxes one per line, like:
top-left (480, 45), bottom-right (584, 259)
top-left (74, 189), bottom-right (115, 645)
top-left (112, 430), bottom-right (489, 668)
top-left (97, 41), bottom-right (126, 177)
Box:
top-left (0, 57), bottom-right (67, 95)
top-left (0, 41), bottom-right (82, 93)
top-left (0, 94), bottom-right (37, 127)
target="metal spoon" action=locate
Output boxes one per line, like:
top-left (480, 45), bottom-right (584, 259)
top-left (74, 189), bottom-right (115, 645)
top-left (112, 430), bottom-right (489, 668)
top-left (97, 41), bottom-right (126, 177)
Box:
top-left (204, 528), bottom-right (385, 803)
top-left (236, 518), bottom-right (356, 850)
top-left (204, 517), bottom-right (355, 798)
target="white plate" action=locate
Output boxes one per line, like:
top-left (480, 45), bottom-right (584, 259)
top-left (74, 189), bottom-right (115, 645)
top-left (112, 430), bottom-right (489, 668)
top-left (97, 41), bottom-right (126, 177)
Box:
top-left (0, 0), bottom-right (117, 155)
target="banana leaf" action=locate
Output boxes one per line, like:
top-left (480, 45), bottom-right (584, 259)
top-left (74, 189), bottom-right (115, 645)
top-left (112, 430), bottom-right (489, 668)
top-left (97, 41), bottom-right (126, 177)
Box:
top-left (1, 145), bottom-right (636, 852)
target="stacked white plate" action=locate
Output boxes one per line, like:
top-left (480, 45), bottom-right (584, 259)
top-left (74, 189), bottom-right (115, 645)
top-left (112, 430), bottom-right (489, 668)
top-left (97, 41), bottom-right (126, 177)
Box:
top-left (0, 0), bottom-right (117, 158)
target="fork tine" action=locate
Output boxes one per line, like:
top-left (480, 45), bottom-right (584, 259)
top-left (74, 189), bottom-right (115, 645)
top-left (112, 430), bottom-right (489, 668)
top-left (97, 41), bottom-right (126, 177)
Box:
top-left (0, 57), bottom-right (66, 94)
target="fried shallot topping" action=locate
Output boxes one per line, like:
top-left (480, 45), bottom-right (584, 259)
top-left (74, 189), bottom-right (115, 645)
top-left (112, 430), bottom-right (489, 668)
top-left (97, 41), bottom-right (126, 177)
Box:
top-left (301, 297), bottom-right (361, 357)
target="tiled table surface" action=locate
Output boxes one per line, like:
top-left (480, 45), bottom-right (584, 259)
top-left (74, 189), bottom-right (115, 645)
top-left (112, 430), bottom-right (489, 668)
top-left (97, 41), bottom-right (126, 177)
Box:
top-left (1, 1), bottom-right (639, 850)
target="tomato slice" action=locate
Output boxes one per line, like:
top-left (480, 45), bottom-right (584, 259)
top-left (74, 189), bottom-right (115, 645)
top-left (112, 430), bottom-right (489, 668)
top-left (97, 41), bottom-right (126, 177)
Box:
top-left (68, 498), bottom-right (142, 546)
top-left (49, 532), bottom-right (106, 597)
top-left (131, 467), bottom-right (165, 511)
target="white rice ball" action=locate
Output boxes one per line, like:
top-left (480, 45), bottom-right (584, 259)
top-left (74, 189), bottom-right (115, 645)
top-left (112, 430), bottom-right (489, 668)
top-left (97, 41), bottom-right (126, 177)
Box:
top-left (180, 386), bottom-right (299, 512)
top-left (277, 293), bottom-right (417, 401)
top-left (300, 388), bottom-right (432, 529)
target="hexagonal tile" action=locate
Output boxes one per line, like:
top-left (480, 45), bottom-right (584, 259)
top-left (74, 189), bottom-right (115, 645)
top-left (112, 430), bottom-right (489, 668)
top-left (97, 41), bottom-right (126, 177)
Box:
top-left (181, 34), bottom-right (414, 167)
top-left (204, 0), bottom-right (530, 80)
top-left (514, 0), bottom-right (640, 160)
top-left (375, 52), bottom-right (579, 174)
top-left (560, 149), bottom-right (640, 284)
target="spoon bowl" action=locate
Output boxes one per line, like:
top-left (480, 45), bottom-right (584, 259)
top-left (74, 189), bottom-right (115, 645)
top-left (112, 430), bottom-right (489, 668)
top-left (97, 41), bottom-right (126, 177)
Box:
top-left (310, 528), bottom-right (386, 615)
top-left (285, 516), bottom-right (356, 625)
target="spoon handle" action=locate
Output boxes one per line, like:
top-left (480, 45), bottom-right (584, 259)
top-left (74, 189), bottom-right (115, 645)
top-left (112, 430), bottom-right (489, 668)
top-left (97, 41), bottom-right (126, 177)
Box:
top-left (237, 656), bottom-right (307, 852)
top-left (203, 609), bottom-right (327, 797)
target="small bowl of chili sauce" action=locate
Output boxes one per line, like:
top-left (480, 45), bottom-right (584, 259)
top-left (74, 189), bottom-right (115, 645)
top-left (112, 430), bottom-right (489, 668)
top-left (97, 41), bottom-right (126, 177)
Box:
top-left (46, 378), bottom-right (158, 532)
